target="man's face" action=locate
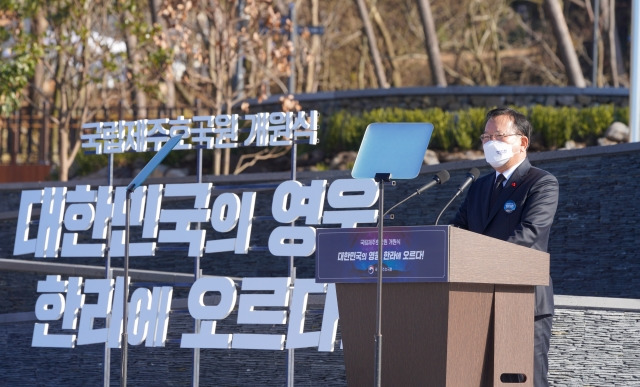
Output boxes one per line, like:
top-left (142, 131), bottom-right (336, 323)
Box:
top-left (482, 115), bottom-right (528, 171)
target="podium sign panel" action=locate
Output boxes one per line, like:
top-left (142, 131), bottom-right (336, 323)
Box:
top-left (315, 226), bottom-right (448, 283)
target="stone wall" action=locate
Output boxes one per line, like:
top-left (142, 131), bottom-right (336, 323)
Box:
top-left (550, 305), bottom-right (640, 386)
top-left (1, 140), bottom-right (640, 385)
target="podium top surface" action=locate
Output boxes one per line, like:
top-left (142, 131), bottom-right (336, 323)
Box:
top-left (448, 227), bottom-right (549, 286)
top-left (351, 122), bottom-right (433, 179)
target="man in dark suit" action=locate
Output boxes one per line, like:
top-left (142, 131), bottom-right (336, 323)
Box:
top-left (451, 107), bottom-right (559, 387)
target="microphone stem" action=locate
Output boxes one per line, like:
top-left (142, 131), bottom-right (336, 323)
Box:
top-left (434, 191), bottom-right (460, 225)
top-left (382, 193), bottom-right (416, 218)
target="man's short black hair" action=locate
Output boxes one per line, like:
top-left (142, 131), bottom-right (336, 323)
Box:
top-left (485, 107), bottom-right (532, 139)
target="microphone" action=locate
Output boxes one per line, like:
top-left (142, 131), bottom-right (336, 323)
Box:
top-left (455, 167), bottom-right (479, 195)
top-left (415, 170), bottom-right (450, 195)
top-left (434, 168), bottom-right (480, 225)
top-left (383, 170), bottom-right (450, 218)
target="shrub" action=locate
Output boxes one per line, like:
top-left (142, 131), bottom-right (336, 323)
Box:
top-left (575, 105), bottom-right (615, 144)
top-left (529, 105), bottom-right (577, 149)
top-left (321, 104), bottom-right (627, 155)
top-left (453, 108), bottom-right (487, 150)
top-left (322, 110), bottom-right (366, 152)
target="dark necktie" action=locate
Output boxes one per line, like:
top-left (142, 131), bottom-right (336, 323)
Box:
top-left (490, 174), bottom-right (506, 208)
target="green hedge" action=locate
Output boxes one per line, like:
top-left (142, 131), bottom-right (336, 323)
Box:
top-left (321, 104), bottom-right (629, 153)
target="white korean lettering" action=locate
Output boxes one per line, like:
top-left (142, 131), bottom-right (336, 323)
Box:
top-left (285, 279), bottom-right (326, 349)
top-left (205, 191), bottom-right (256, 254)
top-left (110, 185), bottom-right (158, 257)
top-left (61, 276), bottom-right (85, 330)
top-left (213, 114), bottom-right (240, 148)
top-left (28, 274), bottom-right (344, 352)
top-left (127, 286), bottom-right (173, 347)
top-left (169, 116), bottom-right (192, 150)
top-left (272, 180), bottom-right (327, 224)
top-left (269, 180), bottom-right (327, 256)
top-left (148, 286), bottom-right (173, 347)
top-left (181, 277), bottom-right (237, 349)
top-left (233, 277), bottom-right (291, 350)
top-left (244, 112), bottom-right (270, 146)
top-left (191, 115), bottom-right (215, 149)
top-left (144, 118), bottom-right (170, 151)
top-left (61, 185), bottom-right (104, 257)
top-left (142, 184), bottom-right (163, 238)
top-left (14, 189), bottom-right (43, 256)
top-left (92, 186), bottom-right (114, 239)
top-left (128, 288), bottom-right (152, 345)
top-left (117, 184), bottom-right (152, 225)
top-left (79, 112), bottom-right (320, 153)
top-left (122, 119), bottom-right (149, 152)
top-left (102, 121), bottom-right (126, 154)
top-left (35, 187), bottom-right (67, 258)
top-left (268, 226), bottom-right (317, 257)
top-left (80, 122), bottom-right (104, 154)
top-left (158, 183), bottom-right (211, 257)
top-left (268, 112), bottom-right (293, 146)
top-left (292, 110), bottom-right (319, 145)
top-left (322, 178), bottom-right (378, 228)
top-left (318, 283), bottom-right (340, 352)
top-left (32, 275), bottom-right (75, 348)
top-left (108, 277), bottom-right (127, 348)
top-left (76, 278), bottom-right (114, 345)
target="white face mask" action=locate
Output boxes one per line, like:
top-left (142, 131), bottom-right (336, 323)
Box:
top-left (483, 140), bottom-right (514, 168)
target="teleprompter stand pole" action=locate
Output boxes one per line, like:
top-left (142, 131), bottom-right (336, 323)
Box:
top-left (121, 188), bottom-right (132, 387)
top-left (374, 172), bottom-right (391, 387)
top-left (349, 122), bottom-right (433, 386)
top-left (121, 134), bottom-right (183, 387)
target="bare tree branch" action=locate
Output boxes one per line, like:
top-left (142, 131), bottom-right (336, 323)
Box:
top-left (233, 147), bottom-right (292, 175)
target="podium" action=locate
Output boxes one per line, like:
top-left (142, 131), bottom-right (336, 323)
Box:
top-left (333, 226), bottom-right (549, 387)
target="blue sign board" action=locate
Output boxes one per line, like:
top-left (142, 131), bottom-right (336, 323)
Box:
top-left (315, 226), bottom-right (449, 283)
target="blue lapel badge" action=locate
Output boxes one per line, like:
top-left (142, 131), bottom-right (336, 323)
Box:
top-left (504, 200), bottom-right (516, 213)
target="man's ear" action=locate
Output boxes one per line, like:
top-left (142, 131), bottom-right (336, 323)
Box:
top-left (521, 135), bottom-right (529, 151)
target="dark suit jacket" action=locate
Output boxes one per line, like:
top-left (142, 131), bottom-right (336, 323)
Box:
top-left (451, 158), bottom-right (559, 316)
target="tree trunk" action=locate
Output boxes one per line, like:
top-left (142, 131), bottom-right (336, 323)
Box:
top-left (54, 50), bottom-right (68, 181)
top-left (607, 0), bottom-right (619, 87)
top-left (354, 0), bottom-right (389, 88)
top-left (29, 8), bottom-right (47, 109)
top-left (416, 0), bottom-right (447, 87)
top-left (305, 0), bottom-right (321, 93)
top-left (29, 8), bottom-right (49, 165)
top-left (58, 6), bottom-right (92, 182)
top-left (544, 0), bottom-right (586, 87)
top-left (149, 0), bottom-right (176, 108)
top-left (122, 12), bottom-right (148, 117)
top-left (369, 0), bottom-right (402, 87)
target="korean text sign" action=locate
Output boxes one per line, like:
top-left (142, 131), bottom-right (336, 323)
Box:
top-left (315, 226), bottom-right (449, 283)
top-left (15, 178), bottom-right (380, 351)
